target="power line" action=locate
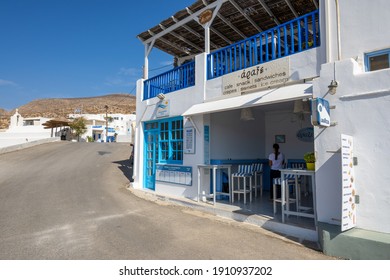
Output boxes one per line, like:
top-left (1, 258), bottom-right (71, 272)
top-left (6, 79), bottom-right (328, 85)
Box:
top-left (149, 63), bottom-right (174, 72)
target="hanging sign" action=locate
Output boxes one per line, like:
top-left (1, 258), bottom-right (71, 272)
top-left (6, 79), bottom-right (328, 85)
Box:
top-left (156, 100), bottom-right (170, 118)
top-left (341, 134), bottom-right (356, 231)
top-left (311, 98), bottom-right (330, 127)
top-left (199, 9), bottom-right (213, 24)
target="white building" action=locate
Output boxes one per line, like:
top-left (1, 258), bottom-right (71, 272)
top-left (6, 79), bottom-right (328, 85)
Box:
top-left (134, 0), bottom-right (390, 259)
top-left (68, 113), bottom-right (136, 143)
top-left (0, 109), bottom-right (54, 148)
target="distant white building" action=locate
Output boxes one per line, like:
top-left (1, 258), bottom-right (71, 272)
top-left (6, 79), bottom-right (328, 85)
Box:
top-left (0, 109), bottom-right (54, 148)
top-left (7, 109), bottom-right (51, 134)
top-left (68, 113), bottom-right (136, 143)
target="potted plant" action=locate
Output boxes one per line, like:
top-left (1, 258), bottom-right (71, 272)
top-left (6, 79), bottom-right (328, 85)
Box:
top-left (304, 152), bottom-right (316, 170)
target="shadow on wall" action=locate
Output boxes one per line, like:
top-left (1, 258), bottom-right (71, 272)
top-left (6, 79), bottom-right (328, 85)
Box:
top-left (316, 150), bottom-right (342, 229)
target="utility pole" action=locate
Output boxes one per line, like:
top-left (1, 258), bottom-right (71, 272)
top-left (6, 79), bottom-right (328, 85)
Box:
top-left (105, 105), bottom-right (108, 142)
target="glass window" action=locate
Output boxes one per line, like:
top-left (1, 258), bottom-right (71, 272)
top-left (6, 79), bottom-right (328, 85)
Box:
top-left (170, 119), bottom-right (183, 163)
top-left (146, 118), bottom-right (183, 164)
top-left (366, 49), bottom-right (390, 71)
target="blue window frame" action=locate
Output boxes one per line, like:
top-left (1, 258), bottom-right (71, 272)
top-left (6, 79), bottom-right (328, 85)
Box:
top-left (145, 117), bottom-right (183, 165)
top-left (170, 119), bottom-right (183, 162)
top-left (365, 49), bottom-right (390, 72)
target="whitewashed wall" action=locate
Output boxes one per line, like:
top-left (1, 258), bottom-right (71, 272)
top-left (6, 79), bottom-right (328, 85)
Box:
top-left (264, 110), bottom-right (313, 160)
top-left (338, 0), bottom-right (390, 65)
top-left (210, 109), bottom-right (266, 160)
top-left (315, 0), bottom-right (390, 234)
top-left (133, 54), bottom-right (208, 199)
top-left (314, 59), bottom-right (390, 233)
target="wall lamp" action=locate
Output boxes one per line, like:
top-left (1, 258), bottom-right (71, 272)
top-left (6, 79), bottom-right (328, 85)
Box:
top-left (157, 93), bottom-right (165, 100)
top-left (328, 80), bottom-right (338, 95)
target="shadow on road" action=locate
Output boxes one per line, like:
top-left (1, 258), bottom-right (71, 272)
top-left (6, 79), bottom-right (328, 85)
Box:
top-left (113, 159), bottom-right (134, 182)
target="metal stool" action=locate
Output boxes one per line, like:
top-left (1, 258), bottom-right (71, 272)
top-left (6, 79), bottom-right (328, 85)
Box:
top-left (273, 177), bottom-right (299, 215)
top-left (252, 163), bottom-right (263, 197)
top-left (231, 164), bottom-right (253, 204)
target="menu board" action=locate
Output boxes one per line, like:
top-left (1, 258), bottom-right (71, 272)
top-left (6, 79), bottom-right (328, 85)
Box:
top-left (156, 164), bottom-right (192, 186)
top-left (184, 127), bottom-right (195, 154)
top-left (204, 125), bottom-right (210, 164)
top-left (341, 134), bottom-right (356, 231)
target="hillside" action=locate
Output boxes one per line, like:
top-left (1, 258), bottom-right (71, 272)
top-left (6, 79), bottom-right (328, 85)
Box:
top-left (0, 94), bottom-right (136, 129)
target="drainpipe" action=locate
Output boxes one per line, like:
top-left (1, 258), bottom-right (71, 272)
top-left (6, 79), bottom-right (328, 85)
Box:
top-left (325, 0), bottom-right (341, 62)
top-left (335, 0), bottom-right (341, 61)
top-left (325, 0), bottom-right (332, 63)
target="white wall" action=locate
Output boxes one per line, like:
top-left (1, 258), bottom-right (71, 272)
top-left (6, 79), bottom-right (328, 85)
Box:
top-left (314, 58), bottom-right (390, 233)
top-left (314, 0), bottom-right (390, 234)
top-left (210, 109), bottom-right (265, 160)
top-left (209, 105), bottom-right (313, 161)
top-left (133, 54), bottom-right (209, 198)
top-left (338, 0), bottom-right (390, 65)
top-left (264, 110), bottom-right (313, 160)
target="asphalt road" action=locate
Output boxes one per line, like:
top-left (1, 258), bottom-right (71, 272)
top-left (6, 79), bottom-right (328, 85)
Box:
top-left (0, 142), bottom-right (335, 260)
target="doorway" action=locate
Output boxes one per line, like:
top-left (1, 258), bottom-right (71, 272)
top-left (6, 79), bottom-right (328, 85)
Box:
top-left (144, 123), bottom-right (159, 190)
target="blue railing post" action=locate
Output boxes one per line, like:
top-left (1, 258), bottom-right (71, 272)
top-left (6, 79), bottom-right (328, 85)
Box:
top-left (143, 60), bottom-right (195, 100)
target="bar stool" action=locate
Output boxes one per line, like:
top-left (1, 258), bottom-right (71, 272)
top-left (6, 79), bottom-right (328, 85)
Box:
top-left (273, 176), bottom-right (298, 215)
top-left (252, 163), bottom-right (263, 197)
top-left (231, 164), bottom-right (253, 204)
top-left (288, 163), bottom-right (304, 202)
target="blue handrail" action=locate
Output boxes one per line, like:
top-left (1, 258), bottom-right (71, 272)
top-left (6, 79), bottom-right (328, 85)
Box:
top-left (207, 10), bottom-right (320, 79)
top-left (143, 61), bottom-right (195, 100)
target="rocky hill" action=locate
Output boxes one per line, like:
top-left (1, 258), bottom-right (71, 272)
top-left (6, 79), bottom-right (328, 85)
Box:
top-left (0, 94), bottom-right (136, 129)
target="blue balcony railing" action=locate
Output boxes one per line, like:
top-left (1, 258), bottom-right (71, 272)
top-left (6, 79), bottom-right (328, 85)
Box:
top-left (207, 10), bottom-right (320, 79)
top-left (143, 61), bottom-right (195, 100)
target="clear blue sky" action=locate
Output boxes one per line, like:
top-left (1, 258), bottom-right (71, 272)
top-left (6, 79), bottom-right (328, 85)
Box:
top-left (0, 0), bottom-right (195, 110)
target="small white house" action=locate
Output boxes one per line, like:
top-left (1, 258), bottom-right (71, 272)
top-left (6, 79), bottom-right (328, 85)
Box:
top-left (0, 109), bottom-right (53, 148)
top-left (68, 113), bottom-right (136, 143)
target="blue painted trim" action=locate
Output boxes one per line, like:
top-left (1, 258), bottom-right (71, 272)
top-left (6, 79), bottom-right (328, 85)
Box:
top-left (365, 48), bottom-right (390, 72)
top-left (143, 117), bottom-right (184, 190)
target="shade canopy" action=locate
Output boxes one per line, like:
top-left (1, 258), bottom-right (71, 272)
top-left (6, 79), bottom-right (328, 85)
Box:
top-left (42, 119), bottom-right (70, 129)
top-left (137, 0), bottom-right (319, 61)
top-left (182, 83), bottom-right (313, 116)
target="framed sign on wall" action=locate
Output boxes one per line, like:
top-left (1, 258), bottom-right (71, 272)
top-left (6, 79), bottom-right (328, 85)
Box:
top-left (275, 135), bottom-right (286, 143)
top-left (184, 127), bottom-right (195, 154)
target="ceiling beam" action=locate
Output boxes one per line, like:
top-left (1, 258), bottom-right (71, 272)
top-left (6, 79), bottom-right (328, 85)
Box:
top-left (202, 0), bottom-right (245, 39)
top-left (257, 0), bottom-right (281, 25)
top-left (229, 0), bottom-right (262, 33)
top-left (158, 24), bottom-right (204, 53)
top-left (186, 4), bottom-right (232, 46)
top-left (171, 16), bottom-right (219, 50)
top-left (147, 30), bottom-right (192, 55)
top-left (284, 0), bottom-right (299, 17)
top-left (139, 0), bottom-right (230, 45)
top-left (311, 0), bottom-right (319, 9)
top-left (216, 13), bottom-right (246, 39)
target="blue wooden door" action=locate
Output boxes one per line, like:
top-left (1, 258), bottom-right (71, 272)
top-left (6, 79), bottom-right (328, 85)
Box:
top-left (144, 130), bottom-right (159, 190)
